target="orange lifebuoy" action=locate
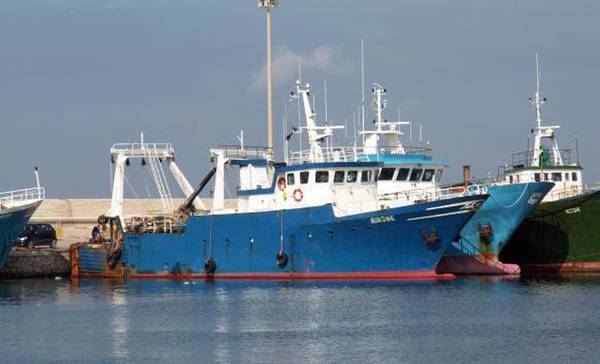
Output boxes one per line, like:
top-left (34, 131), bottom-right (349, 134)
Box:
top-left (293, 188), bottom-right (303, 202)
top-left (277, 177), bottom-right (286, 191)
top-left (448, 186), bottom-right (466, 195)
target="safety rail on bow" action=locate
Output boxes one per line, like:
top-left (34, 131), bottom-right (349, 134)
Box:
top-left (0, 187), bottom-right (45, 208)
top-left (378, 184), bottom-right (488, 204)
top-left (547, 184), bottom-right (600, 201)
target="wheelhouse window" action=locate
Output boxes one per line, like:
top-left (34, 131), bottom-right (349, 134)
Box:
top-left (396, 168), bottom-right (410, 181)
top-left (565, 173), bottom-right (570, 181)
top-left (534, 173), bottom-right (541, 182)
top-left (409, 168), bottom-right (423, 182)
top-left (509, 175), bottom-right (514, 184)
top-left (315, 171), bottom-right (329, 183)
top-left (333, 171), bottom-right (345, 184)
top-left (300, 171), bottom-right (309, 184)
top-left (286, 173), bottom-right (295, 186)
top-left (572, 172), bottom-right (578, 181)
top-left (378, 168), bottom-right (395, 181)
top-left (435, 170), bottom-right (443, 183)
top-left (552, 173), bottom-right (562, 182)
top-left (361, 170), bottom-right (371, 183)
top-left (346, 171), bottom-right (358, 183)
top-left (422, 169), bottom-right (435, 182)
top-left (544, 173), bottom-right (549, 181)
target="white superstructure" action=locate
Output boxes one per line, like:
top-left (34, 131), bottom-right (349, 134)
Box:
top-left (502, 56), bottom-right (583, 202)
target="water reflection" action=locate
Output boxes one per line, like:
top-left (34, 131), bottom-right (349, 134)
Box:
top-left (1, 276), bottom-right (600, 363)
top-left (111, 286), bottom-right (129, 362)
top-left (214, 286), bottom-right (231, 364)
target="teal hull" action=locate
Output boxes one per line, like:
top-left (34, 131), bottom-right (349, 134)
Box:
top-left (0, 201), bottom-right (42, 268)
top-left (437, 182), bottom-right (554, 275)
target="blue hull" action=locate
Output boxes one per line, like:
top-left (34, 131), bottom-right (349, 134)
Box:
top-left (437, 182), bottom-right (553, 275)
top-left (78, 195), bottom-right (485, 280)
top-left (0, 201), bottom-right (41, 268)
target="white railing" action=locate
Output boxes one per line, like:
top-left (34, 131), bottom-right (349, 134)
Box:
top-left (0, 187), bottom-right (45, 208)
top-left (289, 145), bottom-right (432, 164)
top-left (218, 145), bottom-right (273, 160)
top-left (123, 215), bottom-right (185, 234)
top-left (545, 184), bottom-right (597, 201)
top-left (111, 143), bottom-right (175, 158)
top-left (379, 184), bottom-right (487, 204)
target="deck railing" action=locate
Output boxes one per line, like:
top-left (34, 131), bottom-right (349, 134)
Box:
top-left (124, 215), bottom-right (186, 234)
top-left (0, 187), bottom-right (45, 208)
top-left (509, 149), bottom-right (574, 170)
top-left (378, 184), bottom-right (487, 204)
top-left (218, 145), bottom-right (274, 160)
top-left (289, 145), bottom-right (432, 164)
top-left (110, 143), bottom-right (175, 157)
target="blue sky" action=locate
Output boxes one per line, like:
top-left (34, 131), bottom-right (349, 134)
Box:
top-left (1, 0), bottom-right (599, 197)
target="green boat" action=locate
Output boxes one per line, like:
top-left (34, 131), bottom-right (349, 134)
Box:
top-left (498, 56), bottom-right (600, 273)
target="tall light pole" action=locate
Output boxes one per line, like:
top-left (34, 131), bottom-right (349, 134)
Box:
top-left (258, 0), bottom-right (278, 151)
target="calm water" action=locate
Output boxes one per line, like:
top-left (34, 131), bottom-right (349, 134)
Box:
top-left (1, 276), bottom-right (600, 364)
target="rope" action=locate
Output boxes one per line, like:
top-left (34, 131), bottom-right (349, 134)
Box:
top-left (154, 145), bottom-right (174, 211)
top-left (488, 183), bottom-right (530, 209)
top-left (144, 146), bottom-right (173, 213)
top-left (123, 174), bottom-right (154, 213)
top-left (280, 210), bottom-right (284, 252)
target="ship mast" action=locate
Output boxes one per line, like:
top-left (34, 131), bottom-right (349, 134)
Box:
top-left (360, 83), bottom-right (409, 155)
top-left (290, 81), bottom-right (343, 162)
top-left (530, 54), bottom-right (563, 167)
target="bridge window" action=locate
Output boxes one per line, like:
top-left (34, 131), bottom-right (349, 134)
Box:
top-left (378, 168), bottom-right (395, 181)
top-left (572, 172), bottom-right (578, 181)
top-left (300, 171), bottom-right (309, 184)
top-left (287, 173), bottom-right (295, 186)
top-left (544, 173), bottom-right (549, 181)
top-left (552, 173), bottom-right (562, 182)
top-left (422, 169), bottom-right (435, 182)
top-left (347, 171), bottom-right (358, 183)
top-left (534, 173), bottom-right (541, 182)
top-left (509, 175), bottom-right (514, 184)
top-left (396, 168), bottom-right (410, 181)
top-left (315, 171), bottom-right (329, 183)
top-left (565, 173), bottom-right (570, 181)
top-left (333, 171), bottom-right (345, 184)
top-left (361, 170), bottom-right (371, 183)
top-left (435, 170), bottom-right (443, 183)
top-left (409, 168), bottom-right (423, 182)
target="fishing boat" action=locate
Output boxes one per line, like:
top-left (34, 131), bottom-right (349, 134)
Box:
top-left (0, 169), bottom-right (45, 268)
top-left (499, 58), bottom-right (600, 273)
top-left (70, 81), bottom-right (488, 280)
top-left (330, 83), bottom-right (554, 275)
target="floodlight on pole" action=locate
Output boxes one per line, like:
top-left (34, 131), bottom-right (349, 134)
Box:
top-left (258, 0), bottom-right (279, 152)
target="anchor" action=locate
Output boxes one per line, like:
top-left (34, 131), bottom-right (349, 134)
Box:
top-left (421, 228), bottom-right (440, 247)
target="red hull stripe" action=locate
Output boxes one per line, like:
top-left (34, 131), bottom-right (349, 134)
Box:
top-left (521, 262), bottom-right (600, 273)
top-left (78, 270), bottom-right (455, 281)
